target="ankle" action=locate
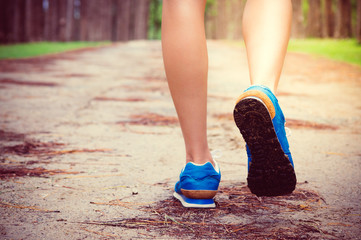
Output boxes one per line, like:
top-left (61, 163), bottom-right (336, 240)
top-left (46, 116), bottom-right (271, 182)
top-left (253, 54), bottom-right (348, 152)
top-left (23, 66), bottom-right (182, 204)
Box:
top-left (251, 81), bottom-right (278, 94)
top-left (186, 151), bottom-right (215, 166)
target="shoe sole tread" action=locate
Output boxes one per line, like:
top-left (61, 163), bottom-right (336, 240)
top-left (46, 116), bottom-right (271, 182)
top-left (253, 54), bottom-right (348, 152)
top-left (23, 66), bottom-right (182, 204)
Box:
top-left (234, 98), bottom-right (296, 196)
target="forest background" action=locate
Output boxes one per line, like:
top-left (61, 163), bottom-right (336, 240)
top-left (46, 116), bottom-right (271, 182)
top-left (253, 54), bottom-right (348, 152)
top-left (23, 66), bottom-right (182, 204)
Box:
top-left (1, 0), bottom-right (360, 44)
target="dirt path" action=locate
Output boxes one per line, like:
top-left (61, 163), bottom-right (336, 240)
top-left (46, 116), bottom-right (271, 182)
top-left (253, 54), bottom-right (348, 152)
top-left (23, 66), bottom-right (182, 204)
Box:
top-left (0, 41), bottom-right (360, 239)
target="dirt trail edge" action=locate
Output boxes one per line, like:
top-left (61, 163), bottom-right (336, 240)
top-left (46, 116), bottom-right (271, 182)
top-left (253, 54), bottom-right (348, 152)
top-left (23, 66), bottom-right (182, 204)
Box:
top-left (0, 41), bottom-right (360, 239)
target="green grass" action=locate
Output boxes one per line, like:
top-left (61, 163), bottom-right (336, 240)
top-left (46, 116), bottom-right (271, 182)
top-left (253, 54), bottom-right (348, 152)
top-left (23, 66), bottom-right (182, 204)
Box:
top-left (1, 39), bottom-right (360, 67)
top-left (288, 39), bottom-right (361, 66)
top-left (0, 41), bottom-right (110, 59)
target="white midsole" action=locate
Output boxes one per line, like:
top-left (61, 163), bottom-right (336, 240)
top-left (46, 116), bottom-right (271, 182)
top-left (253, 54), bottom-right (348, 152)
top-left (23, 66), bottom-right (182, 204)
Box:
top-left (173, 192), bottom-right (215, 208)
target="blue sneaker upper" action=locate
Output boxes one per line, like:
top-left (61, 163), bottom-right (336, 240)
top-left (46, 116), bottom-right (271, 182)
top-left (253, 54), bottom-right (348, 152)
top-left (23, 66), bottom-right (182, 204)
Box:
top-left (175, 162), bottom-right (221, 194)
top-left (242, 85), bottom-right (294, 169)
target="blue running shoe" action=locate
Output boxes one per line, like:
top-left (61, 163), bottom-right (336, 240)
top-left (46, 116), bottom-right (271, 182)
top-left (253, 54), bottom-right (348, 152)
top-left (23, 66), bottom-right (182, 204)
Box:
top-left (233, 85), bottom-right (296, 196)
top-left (173, 161), bottom-right (221, 208)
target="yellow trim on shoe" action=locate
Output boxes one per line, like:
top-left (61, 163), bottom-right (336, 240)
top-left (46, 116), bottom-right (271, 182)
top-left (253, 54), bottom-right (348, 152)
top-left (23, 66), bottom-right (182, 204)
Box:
top-left (235, 90), bottom-right (276, 119)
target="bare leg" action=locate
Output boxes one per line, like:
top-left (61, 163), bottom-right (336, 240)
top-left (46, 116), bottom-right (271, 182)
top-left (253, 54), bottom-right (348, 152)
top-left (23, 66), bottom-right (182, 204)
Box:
top-left (243, 0), bottom-right (292, 93)
top-left (161, 0), bottom-right (213, 165)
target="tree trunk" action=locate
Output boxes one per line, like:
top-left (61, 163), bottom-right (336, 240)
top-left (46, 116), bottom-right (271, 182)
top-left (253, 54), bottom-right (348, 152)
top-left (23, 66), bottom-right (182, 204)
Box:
top-left (79, 0), bottom-right (88, 40)
top-left (99, 0), bottom-right (113, 40)
top-left (0, 0), bottom-right (15, 43)
top-left (50, 0), bottom-right (60, 41)
top-left (323, 0), bottom-right (335, 38)
top-left (58, 0), bottom-right (68, 42)
top-left (291, 0), bottom-right (304, 38)
top-left (205, 1), bottom-right (217, 39)
top-left (113, 0), bottom-right (131, 41)
top-left (85, 0), bottom-right (99, 41)
top-left (230, 0), bottom-right (245, 40)
top-left (23, 0), bottom-right (45, 42)
top-left (212, 0), bottom-right (246, 40)
top-left (65, 0), bottom-right (74, 41)
top-left (24, 0), bottom-right (32, 42)
top-left (111, 0), bottom-right (118, 41)
top-left (13, 0), bottom-right (26, 42)
top-left (81, 0), bottom-right (112, 41)
top-left (215, 0), bottom-right (228, 39)
top-left (130, 0), bottom-right (150, 40)
top-left (357, 0), bottom-right (361, 43)
top-left (33, 0), bottom-right (45, 41)
top-left (306, 0), bottom-right (322, 37)
top-left (335, 0), bottom-right (352, 38)
top-left (43, 0), bottom-right (50, 40)
top-left (0, 0), bottom-right (152, 43)
top-left (44, 0), bottom-right (59, 41)
top-left (72, 0), bottom-right (81, 40)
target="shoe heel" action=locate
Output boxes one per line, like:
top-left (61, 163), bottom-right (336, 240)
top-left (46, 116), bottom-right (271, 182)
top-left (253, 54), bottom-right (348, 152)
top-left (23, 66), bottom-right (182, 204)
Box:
top-left (173, 192), bottom-right (216, 208)
top-left (181, 189), bottom-right (217, 199)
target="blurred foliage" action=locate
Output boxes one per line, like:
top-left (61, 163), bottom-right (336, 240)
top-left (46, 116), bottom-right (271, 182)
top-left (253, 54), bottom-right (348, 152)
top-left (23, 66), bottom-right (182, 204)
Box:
top-left (302, 0), bottom-right (358, 29)
top-left (148, 0), bottom-right (162, 40)
top-left (148, 0), bottom-right (359, 40)
top-left (302, 0), bottom-right (310, 27)
top-left (205, 0), bottom-right (217, 16)
top-left (351, 0), bottom-right (358, 29)
top-left (148, 0), bottom-right (216, 39)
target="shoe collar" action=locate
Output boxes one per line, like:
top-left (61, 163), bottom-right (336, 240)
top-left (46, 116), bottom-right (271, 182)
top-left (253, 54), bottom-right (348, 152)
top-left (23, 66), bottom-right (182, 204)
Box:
top-left (184, 161), bottom-right (220, 174)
